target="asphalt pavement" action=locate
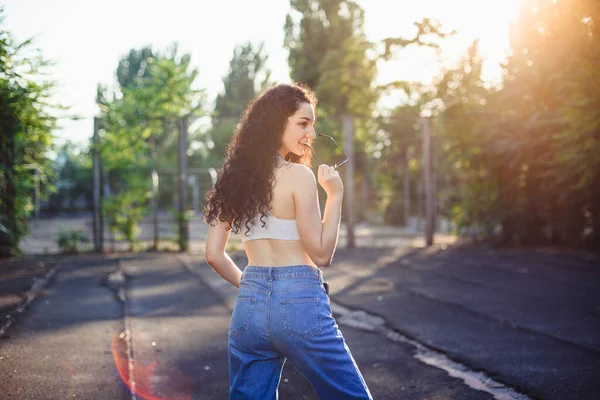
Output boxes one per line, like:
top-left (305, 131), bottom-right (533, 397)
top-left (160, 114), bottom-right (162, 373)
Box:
top-left (0, 254), bottom-right (130, 399)
top-left (0, 243), bottom-right (599, 399)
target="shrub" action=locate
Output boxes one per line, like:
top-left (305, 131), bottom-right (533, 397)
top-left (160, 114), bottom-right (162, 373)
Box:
top-left (56, 229), bottom-right (89, 253)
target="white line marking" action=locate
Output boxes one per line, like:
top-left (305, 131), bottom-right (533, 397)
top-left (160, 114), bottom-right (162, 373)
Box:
top-left (331, 302), bottom-right (532, 400)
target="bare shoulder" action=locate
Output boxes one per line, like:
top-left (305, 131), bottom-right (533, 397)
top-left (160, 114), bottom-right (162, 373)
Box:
top-left (289, 163), bottom-right (316, 187)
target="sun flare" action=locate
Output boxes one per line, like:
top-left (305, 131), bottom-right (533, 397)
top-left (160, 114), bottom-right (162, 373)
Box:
top-left (370, 0), bottom-right (523, 84)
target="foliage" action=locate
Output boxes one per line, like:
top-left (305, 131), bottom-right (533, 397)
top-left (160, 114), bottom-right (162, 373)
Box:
top-left (97, 44), bottom-right (206, 251)
top-left (284, 0), bottom-right (378, 220)
top-left (284, 0), bottom-right (377, 132)
top-left (103, 188), bottom-right (150, 252)
top-left (375, 104), bottom-right (421, 225)
top-left (0, 9), bottom-right (63, 257)
top-left (201, 42), bottom-right (271, 167)
top-left (373, 17), bottom-right (454, 226)
top-left (55, 229), bottom-right (89, 253)
top-left (371, 1), bottom-right (599, 248)
top-left (476, 0), bottom-right (600, 247)
top-left (99, 44), bottom-right (205, 171)
top-left (414, 0), bottom-right (600, 248)
top-left (429, 40), bottom-right (497, 235)
top-left (381, 18), bottom-right (455, 61)
top-left (46, 141), bottom-right (93, 212)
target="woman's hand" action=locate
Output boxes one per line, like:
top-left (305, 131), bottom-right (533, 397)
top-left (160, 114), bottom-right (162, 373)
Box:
top-left (317, 164), bottom-right (344, 197)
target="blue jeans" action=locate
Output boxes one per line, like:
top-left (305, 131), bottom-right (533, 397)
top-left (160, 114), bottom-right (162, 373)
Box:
top-left (228, 265), bottom-right (373, 399)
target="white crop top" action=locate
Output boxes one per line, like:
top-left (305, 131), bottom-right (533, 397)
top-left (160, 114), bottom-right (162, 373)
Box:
top-left (239, 212), bottom-right (300, 242)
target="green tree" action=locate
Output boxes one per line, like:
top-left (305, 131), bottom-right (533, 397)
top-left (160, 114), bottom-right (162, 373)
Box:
top-left (284, 0), bottom-right (378, 220)
top-left (116, 47), bottom-right (155, 89)
top-left (0, 9), bottom-right (62, 256)
top-left (202, 42), bottom-right (271, 167)
top-left (482, 0), bottom-right (600, 247)
top-left (47, 141), bottom-right (93, 212)
top-left (374, 18), bottom-right (454, 226)
top-left (431, 40), bottom-right (498, 238)
top-left (98, 44), bottom-right (206, 250)
top-left (284, 0), bottom-right (377, 119)
top-left (413, 0), bottom-right (600, 248)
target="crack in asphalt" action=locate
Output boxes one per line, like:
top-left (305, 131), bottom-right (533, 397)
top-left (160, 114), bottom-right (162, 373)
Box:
top-left (107, 259), bottom-right (137, 400)
top-left (331, 301), bottom-right (533, 400)
top-left (178, 254), bottom-right (534, 399)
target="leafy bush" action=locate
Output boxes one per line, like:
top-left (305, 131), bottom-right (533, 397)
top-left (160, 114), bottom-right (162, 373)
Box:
top-left (103, 189), bottom-right (150, 251)
top-left (56, 230), bottom-right (89, 253)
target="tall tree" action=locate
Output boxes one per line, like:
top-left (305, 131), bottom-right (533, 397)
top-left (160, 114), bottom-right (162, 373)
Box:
top-left (0, 9), bottom-right (62, 256)
top-left (202, 42), bottom-right (271, 166)
top-left (116, 47), bottom-right (155, 89)
top-left (374, 18), bottom-right (454, 226)
top-left (97, 44), bottom-right (205, 249)
top-left (432, 41), bottom-right (497, 237)
top-left (415, 0), bottom-right (600, 248)
top-left (284, 0), bottom-right (377, 120)
top-left (485, 0), bottom-right (600, 247)
top-left (284, 0), bottom-right (378, 222)
top-left (99, 44), bottom-right (205, 170)
top-left (48, 141), bottom-right (93, 211)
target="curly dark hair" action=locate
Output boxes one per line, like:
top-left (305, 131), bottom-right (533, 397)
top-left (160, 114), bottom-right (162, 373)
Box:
top-left (202, 83), bottom-right (318, 236)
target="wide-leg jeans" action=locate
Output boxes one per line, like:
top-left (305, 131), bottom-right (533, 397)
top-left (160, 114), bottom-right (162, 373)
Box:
top-left (228, 265), bottom-right (373, 399)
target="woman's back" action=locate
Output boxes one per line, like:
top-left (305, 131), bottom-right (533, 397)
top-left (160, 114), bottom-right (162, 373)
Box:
top-left (242, 160), bottom-right (317, 267)
top-left (203, 83), bottom-right (372, 399)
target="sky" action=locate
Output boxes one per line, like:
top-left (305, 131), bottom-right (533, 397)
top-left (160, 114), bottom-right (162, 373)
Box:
top-left (1, 0), bottom-right (520, 148)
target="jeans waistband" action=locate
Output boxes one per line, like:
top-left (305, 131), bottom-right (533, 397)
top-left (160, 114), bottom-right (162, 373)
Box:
top-left (242, 265), bottom-right (323, 281)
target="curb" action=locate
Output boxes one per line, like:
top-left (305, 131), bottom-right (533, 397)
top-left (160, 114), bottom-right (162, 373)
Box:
top-left (0, 260), bottom-right (62, 339)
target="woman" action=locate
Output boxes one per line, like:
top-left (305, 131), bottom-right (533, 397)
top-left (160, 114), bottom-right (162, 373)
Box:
top-left (203, 83), bottom-right (373, 399)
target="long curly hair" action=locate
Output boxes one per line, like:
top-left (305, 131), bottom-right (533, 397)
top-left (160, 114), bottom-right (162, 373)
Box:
top-left (203, 83), bottom-right (317, 235)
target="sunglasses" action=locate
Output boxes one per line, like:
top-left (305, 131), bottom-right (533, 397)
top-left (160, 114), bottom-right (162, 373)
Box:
top-left (305, 133), bottom-right (348, 170)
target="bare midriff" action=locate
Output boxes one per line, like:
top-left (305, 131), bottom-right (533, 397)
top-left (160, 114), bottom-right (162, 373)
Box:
top-left (244, 239), bottom-right (317, 267)
top-left (242, 160), bottom-right (318, 268)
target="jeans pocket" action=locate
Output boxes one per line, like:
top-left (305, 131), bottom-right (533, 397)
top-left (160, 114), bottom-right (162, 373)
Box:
top-left (230, 297), bottom-right (257, 337)
top-left (280, 298), bottom-right (322, 339)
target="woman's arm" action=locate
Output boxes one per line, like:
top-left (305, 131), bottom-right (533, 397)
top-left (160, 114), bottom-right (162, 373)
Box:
top-left (320, 192), bottom-right (343, 266)
top-left (292, 164), bottom-right (344, 266)
top-left (205, 218), bottom-right (243, 287)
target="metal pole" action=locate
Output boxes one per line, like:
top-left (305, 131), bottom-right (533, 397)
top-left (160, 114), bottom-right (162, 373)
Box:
top-left (152, 168), bottom-right (159, 251)
top-left (99, 160), bottom-right (105, 252)
top-left (190, 175), bottom-right (199, 215)
top-left (92, 117), bottom-right (102, 252)
top-left (404, 146), bottom-right (411, 228)
top-left (178, 117), bottom-right (189, 251)
top-left (423, 116), bottom-right (435, 246)
top-left (342, 115), bottom-right (355, 248)
top-left (33, 168), bottom-right (40, 227)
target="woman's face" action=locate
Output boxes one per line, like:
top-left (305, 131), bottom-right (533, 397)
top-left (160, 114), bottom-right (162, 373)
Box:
top-left (279, 102), bottom-right (316, 158)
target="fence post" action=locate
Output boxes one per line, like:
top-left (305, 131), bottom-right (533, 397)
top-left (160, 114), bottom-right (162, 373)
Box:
top-left (422, 116), bottom-right (436, 246)
top-left (178, 117), bottom-right (189, 251)
top-left (92, 117), bottom-right (102, 252)
top-left (33, 168), bottom-right (40, 228)
top-left (342, 115), bottom-right (355, 248)
top-left (152, 168), bottom-right (159, 251)
top-left (404, 146), bottom-right (411, 227)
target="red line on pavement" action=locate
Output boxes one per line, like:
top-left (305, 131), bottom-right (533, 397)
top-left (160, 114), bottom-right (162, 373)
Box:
top-left (111, 332), bottom-right (194, 400)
